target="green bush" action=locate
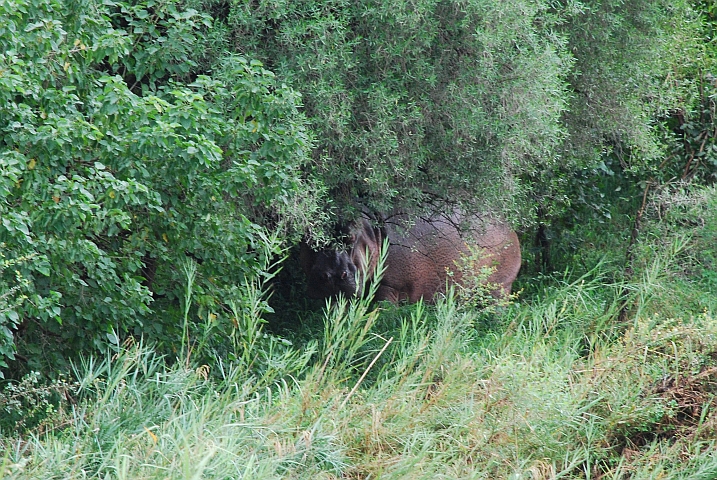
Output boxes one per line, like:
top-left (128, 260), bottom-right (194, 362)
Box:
top-left (0, 0), bottom-right (319, 374)
top-left (0, 370), bottom-right (79, 433)
top-left (634, 185), bottom-right (717, 316)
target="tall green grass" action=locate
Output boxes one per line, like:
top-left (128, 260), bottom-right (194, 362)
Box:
top-left (3, 280), bottom-right (717, 478)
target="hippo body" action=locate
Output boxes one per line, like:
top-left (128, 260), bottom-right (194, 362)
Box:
top-left (300, 213), bottom-right (521, 304)
top-left (379, 214), bottom-right (520, 303)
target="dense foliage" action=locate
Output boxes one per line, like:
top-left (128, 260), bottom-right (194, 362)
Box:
top-left (189, 0), bottom-right (703, 228)
top-left (1, 189), bottom-right (717, 476)
top-left (196, 0), bottom-right (573, 219)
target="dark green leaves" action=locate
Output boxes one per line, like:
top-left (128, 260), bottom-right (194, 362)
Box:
top-left (0, 0), bottom-right (313, 374)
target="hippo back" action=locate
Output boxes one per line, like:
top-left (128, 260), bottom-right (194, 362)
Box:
top-left (300, 212), bottom-right (520, 304)
top-left (377, 214), bottom-right (520, 303)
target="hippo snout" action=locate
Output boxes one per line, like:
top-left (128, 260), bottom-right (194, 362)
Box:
top-left (305, 250), bottom-right (358, 299)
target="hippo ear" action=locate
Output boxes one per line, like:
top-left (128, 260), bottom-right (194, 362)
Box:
top-left (350, 219), bottom-right (382, 275)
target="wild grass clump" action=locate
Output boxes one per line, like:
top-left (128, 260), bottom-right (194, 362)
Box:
top-left (4, 285), bottom-right (717, 479)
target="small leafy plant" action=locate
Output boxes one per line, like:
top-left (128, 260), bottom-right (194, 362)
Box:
top-left (450, 244), bottom-right (517, 314)
top-left (0, 247), bottom-right (35, 375)
top-left (0, 370), bottom-right (79, 434)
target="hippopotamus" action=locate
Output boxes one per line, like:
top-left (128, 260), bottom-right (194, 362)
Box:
top-left (300, 212), bottom-right (521, 304)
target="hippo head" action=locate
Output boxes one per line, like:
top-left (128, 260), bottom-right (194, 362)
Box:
top-left (300, 216), bottom-right (383, 300)
top-left (303, 249), bottom-right (359, 299)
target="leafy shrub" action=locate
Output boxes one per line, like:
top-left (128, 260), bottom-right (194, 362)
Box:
top-left (195, 0), bottom-right (575, 222)
top-left (0, 370), bottom-right (79, 434)
top-left (450, 244), bottom-right (517, 314)
top-left (0, 0), bottom-right (320, 374)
